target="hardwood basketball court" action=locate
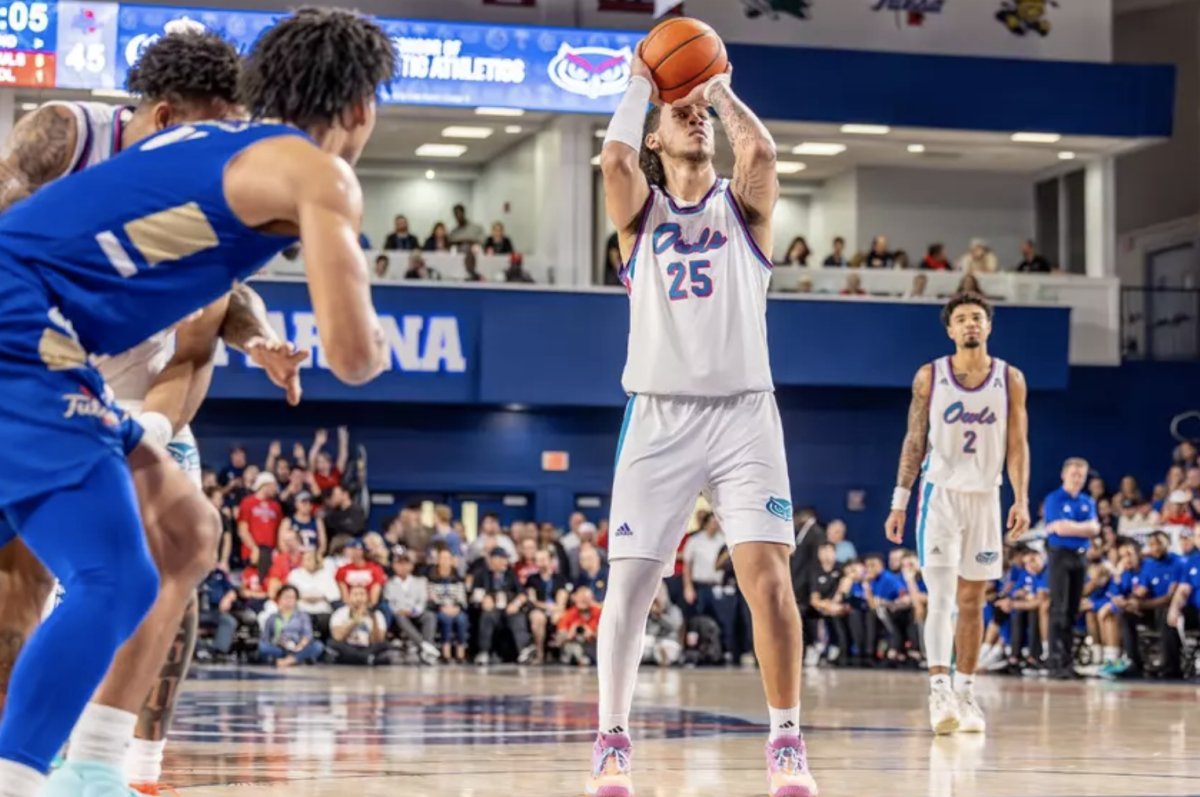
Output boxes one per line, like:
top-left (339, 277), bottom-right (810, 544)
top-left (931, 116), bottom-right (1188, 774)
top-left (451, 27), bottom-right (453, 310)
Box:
top-left (161, 666), bottom-right (1200, 796)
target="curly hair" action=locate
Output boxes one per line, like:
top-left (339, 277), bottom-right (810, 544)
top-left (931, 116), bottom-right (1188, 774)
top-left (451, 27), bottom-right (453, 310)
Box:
top-left (239, 8), bottom-right (396, 129)
top-left (638, 105), bottom-right (665, 189)
top-left (940, 291), bottom-right (993, 327)
top-left (125, 30), bottom-right (241, 105)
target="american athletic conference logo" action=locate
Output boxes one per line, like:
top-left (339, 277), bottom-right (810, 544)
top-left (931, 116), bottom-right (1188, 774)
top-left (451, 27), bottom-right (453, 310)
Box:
top-left (547, 44), bottom-right (632, 100)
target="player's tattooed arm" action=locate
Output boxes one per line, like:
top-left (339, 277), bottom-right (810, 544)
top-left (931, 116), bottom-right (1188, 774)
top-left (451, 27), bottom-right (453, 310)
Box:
top-left (896, 364), bottom-right (933, 490)
top-left (1006, 366), bottom-right (1031, 509)
top-left (0, 105), bottom-right (78, 214)
top-left (707, 80), bottom-right (778, 241)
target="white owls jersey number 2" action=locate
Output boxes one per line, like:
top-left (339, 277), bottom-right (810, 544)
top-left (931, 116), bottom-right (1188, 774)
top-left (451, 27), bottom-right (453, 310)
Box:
top-left (923, 355), bottom-right (1009, 492)
top-left (619, 179), bottom-right (774, 397)
top-left (47, 101), bottom-right (177, 403)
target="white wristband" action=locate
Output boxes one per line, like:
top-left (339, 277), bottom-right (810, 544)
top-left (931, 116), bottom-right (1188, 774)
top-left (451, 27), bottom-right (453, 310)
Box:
top-left (702, 72), bottom-right (731, 105)
top-left (137, 410), bottom-right (174, 449)
top-left (603, 75), bottom-right (653, 153)
top-left (891, 486), bottom-right (911, 511)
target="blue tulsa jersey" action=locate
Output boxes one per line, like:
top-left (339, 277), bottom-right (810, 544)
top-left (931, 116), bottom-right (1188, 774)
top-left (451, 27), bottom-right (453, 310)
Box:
top-left (0, 120), bottom-right (303, 357)
top-left (0, 120), bottom-right (302, 510)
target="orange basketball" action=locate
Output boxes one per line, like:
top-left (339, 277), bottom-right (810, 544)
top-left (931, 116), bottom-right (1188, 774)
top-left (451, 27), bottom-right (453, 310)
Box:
top-left (639, 17), bottom-right (727, 105)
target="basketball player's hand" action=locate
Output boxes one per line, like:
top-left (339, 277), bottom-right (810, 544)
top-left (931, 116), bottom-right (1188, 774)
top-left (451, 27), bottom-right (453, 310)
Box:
top-left (884, 510), bottom-right (906, 545)
top-left (631, 41), bottom-right (662, 105)
top-left (670, 63), bottom-right (732, 108)
top-left (246, 337), bottom-right (308, 406)
top-left (1006, 503), bottom-right (1031, 540)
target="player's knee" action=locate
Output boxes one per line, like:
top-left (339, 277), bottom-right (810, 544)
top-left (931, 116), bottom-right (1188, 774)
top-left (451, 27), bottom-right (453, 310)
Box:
top-left (957, 589), bottom-right (986, 615)
top-left (742, 571), bottom-right (794, 617)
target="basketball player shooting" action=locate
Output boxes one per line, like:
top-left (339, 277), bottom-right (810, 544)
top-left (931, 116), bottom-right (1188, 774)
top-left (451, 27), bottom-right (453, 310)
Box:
top-left (0, 33), bottom-right (305, 795)
top-left (0, 10), bottom-right (393, 797)
top-left (589, 20), bottom-right (816, 797)
top-left (884, 292), bottom-right (1031, 735)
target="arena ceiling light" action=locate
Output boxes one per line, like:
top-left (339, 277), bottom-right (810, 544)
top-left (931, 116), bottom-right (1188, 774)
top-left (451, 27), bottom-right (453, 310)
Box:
top-left (1011, 132), bottom-right (1061, 143)
top-left (594, 129), bottom-right (606, 138)
top-left (91, 89), bottom-right (131, 98)
top-left (775, 162), bottom-right (806, 174)
top-left (441, 126), bottom-right (494, 139)
top-left (505, 125), bottom-right (523, 134)
top-left (907, 144), bottom-right (926, 153)
top-left (19, 102), bottom-right (37, 111)
top-left (1058, 151), bottom-right (1077, 160)
top-left (415, 143), bottom-right (468, 158)
top-left (791, 142), bottom-right (845, 156)
top-left (840, 124), bottom-right (890, 135)
top-left (590, 154), bottom-right (602, 166)
top-left (475, 107), bottom-right (525, 117)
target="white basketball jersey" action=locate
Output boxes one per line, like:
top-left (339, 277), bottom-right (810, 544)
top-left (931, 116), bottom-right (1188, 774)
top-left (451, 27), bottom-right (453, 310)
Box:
top-left (619, 179), bottom-right (774, 397)
top-left (46, 101), bottom-right (178, 402)
top-left (923, 356), bottom-right (1009, 493)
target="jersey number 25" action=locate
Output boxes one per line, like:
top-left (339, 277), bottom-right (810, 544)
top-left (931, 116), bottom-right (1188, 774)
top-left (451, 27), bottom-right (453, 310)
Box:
top-left (666, 260), bottom-right (712, 300)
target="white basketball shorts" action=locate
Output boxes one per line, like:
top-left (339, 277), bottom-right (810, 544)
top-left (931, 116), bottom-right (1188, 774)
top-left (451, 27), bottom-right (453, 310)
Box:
top-left (915, 481), bottom-right (1003, 581)
top-left (608, 392), bottom-right (795, 569)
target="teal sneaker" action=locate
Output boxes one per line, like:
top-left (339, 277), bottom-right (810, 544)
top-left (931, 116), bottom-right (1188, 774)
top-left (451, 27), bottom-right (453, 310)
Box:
top-left (42, 760), bottom-right (138, 797)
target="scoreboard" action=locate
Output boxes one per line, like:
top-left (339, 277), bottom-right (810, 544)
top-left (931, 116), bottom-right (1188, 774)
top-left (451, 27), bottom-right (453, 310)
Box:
top-left (0, 0), bottom-right (641, 114)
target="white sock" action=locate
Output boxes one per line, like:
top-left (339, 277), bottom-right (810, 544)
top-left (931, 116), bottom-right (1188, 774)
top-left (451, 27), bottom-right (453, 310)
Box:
top-left (1103, 646), bottom-right (1119, 662)
top-left (596, 558), bottom-right (664, 739)
top-left (126, 737), bottom-right (167, 784)
top-left (768, 705), bottom-right (801, 741)
top-left (1091, 644), bottom-right (1103, 663)
top-left (930, 673), bottom-right (951, 691)
top-left (0, 760), bottom-right (46, 797)
top-left (955, 673), bottom-right (976, 695)
top-left (67, 703), bottom-right (138, 768)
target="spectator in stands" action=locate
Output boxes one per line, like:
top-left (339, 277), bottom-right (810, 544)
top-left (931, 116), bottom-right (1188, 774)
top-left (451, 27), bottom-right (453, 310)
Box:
top-left (197, 567), bottom-right (239, 658)
top-left (237, 472), bottom-right (284, 570)
top-left (287, 549), bottom-right (338, 639)
top-left (921, 243), bottom-right (951, 270)
top-left (804, 542), bottom-right (849, 665)
top-left (603, 232), bottom-right (623, 286)
top-left (514, 537), bottom-right (539, 585)
top-left (779, 236), bottom-right (810, 266)
top-left (239, 560), bottom-right (269, 613)
top-left (576, 543), bottom-right (609, 602)
top-left (424, 221), bottom-right (451, 252)
top-left (266, 526), bottom-right (306, 599)
top-left (363, 532), bottom-right (391, 568)
top-left (220, 445), bottom-right (248, 487)
top-left (448, 204), bottom-right (484, 247)
top-left (404, 252), bottom-right (439, 280)
top-left (538, 522), bottom-right (570, 578)
top-left (1163, 551), bottom-right (1200, 678)
top-left (1158, 491), bottom-right (1195, 527)
top-left (324, 485), bottom-right (368, 539)
top-left (428, 547), bottom-right (468, 663)
top-left (462, 250), bottom-right (485, 283)
top-left (682, 511), bottom-right (735, 653)
top-left (328, 585), bottom-right (392, 666)
top-left (1015, 239), bottom-right (1052, 272)
top-left (335, 539), bottom-right (387, 607)
top-left (503, 253), bottom-right (535, 283)
top-left (905, 273), bottom-right (927, 299)
top-left (1116, 475), bottom-right (1144, 515)
top-left (384, 552), bottom-right (440, 664)
top-left (643, 584), bottom-right (685, 666)
top-left (1175, 441), bottom-right (1199, 469)
top-left (839, 273), bottom-right (866, 296)
top-left (822, 236), bottom-right (848, 267)
top-left (956, 273), bottom-right (982, 295)
top-left (280, 492), bottom-right (324, 554)
top-left (473, 549), bottom-right (535, 664)
top-left (484, 222), bottom-right (514, 255)
top-left (373, 254), bottom-right (390, 279)
top-left (309, 427), bottom-right (347, 495)
top-left (1003, 548), bottom-right (1050, 671)
top-left (209, 486), bottom-right (237, 572)
top-left (383, 214), bottom-right (420, 251)
top-left (796, 276), bottom-right (814, 293)
top-left (958, 238), bottom-right (998, 273)
top-left (259, 586), bottom-right (324, 668)
top-left (892, 250), bottom-right (910, 270)
top-left (864, 235), bottom-right (893, 269)
top-left (824, 519), bottom-right (855, 563)
top-left (430, 504), bottom-right (465, 563)
top-left (527, 548), bottom-right (569, 664)
top-left (557, 586), bottom-right (602, 666)
top-left (560, 512), bottom-right (587, 555)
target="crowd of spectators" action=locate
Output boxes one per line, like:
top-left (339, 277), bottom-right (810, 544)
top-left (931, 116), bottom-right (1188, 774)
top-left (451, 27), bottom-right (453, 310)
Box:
top-left (368, 205), bottom-right (535, 284)
top-left (193, 429), bottom-right (1200, 679)
top-left (771, 235), bottom-right (1054, 275)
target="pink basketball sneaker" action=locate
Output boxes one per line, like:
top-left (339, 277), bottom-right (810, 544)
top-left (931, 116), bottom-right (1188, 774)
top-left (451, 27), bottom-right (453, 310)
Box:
top-left (585, 732), bottom-right (634, 797)
top-left (765, 734), bottom-right (818, 797)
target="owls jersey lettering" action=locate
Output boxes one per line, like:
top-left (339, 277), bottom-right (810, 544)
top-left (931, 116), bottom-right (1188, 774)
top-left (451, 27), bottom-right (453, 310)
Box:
top-left (0, 120), bottom-right (304, 358)
top-left (923, 355), bottom-right (1009, 492)
top-left (619, 179), bottom-right (774, 397)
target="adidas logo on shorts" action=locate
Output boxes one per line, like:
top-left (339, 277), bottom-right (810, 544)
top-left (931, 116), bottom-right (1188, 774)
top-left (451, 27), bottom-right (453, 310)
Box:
top-left (615, 523), bottom-right (633, 537)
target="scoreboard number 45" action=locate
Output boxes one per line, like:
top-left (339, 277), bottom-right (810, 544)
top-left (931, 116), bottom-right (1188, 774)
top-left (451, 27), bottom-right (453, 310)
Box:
top-left (65, 42), bottom-right (105, 72)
